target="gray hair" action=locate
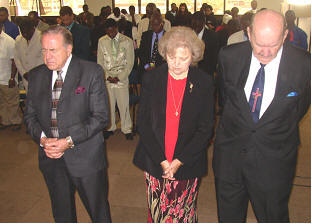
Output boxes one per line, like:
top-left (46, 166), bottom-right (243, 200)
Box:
top-left (41, 25), bottom-right (73, 47)
top-left (158, 26), bottom-right (204, 65)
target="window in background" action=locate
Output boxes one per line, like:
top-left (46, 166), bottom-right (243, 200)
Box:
top-left (172, 0), bottom-right (195, 13)
top-left (196, 0), bottom-right (224, 14)
top-left (225, 0), bottom-right (252, 14)
top-left (62, 0), bottom-right (84, 15)
top-left (114, 0), bottom-right (139, 14)
top-left (141, 0), bottom-right (166, 14)
top-left (15, 0), bottom-right (84, 16)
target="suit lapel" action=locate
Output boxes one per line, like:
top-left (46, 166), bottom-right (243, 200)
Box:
top-left (59, 56), bottom-right (82, 104)
top-left (257, 44), bottom-right (292, 126)
top-left (40, 66), bottom-right (53, 136)
top-left (236, 44), bottom-right (254, 125)
top-left (178, 68), bottom-right (194, 135)
top-left (147, 31), bottom-right (153, 56)
top-left (156, 65), bottom-right (168, 153)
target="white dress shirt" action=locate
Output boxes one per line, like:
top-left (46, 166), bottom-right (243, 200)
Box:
top-left (51, 54), bottom-right (72, 90)
top-left (0, 31), bottom-right (15, 85)
top-left (107, 13), bottom-right (124, 21)
top-left (14, 29), bottom-right (44, 76)
top-left (197, 27), bottom-right (205, 40)
top-left (41, 54), bottom-right (72, 139)
top-left (244, 46), bottom-right (283, 118)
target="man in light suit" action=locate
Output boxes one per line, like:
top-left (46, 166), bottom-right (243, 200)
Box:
top-left (97, 19), bottom-right (134, 140)
top-left (214, 10), bottom-right (310, 222)
top-left (24, 25), bottom-right (111, 222)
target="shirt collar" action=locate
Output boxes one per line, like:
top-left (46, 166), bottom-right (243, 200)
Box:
top-left (197, 27), bottom-right (205, 40)
top-left (54, 54), bottom-right (72, 77)
top-left (251, 46), bottom-right (283, 69)
top-left (66, 22), bottom-right (75, 31)
top-left (153, 30), bottom-right (164, 38)
top-left (111, 32), bottom-right (120, 41)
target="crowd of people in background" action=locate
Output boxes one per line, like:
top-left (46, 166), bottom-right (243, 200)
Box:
top-left (0, 1), bottom-right (310, 223)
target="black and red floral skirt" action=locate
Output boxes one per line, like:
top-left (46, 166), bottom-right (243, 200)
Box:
top-left (144, 172), bottom-right (200, 223)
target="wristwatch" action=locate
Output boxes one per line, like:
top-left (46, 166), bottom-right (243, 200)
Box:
top-left (66, 136), bottom-right (75, 149)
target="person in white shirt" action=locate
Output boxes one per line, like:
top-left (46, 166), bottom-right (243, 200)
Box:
top-left (128, 5), bottom-right (141, 47)
top-left (107, 7), bottom-right (124, 21)
top-left (0, 22), bottom-right (22, 131)
top-left (97, 19), bottom-right (135, 140)
top-left (28, 11), bottom-right (49, 32)
top-left (14, 17), bottom-right (44, 92)
top-left (248, 0), bottom-right (258, 14)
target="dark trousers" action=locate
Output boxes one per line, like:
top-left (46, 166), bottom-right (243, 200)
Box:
top-left (215, 148), bottom-right (293, 223)
top-left (41, 159), bottom-right (111, 223)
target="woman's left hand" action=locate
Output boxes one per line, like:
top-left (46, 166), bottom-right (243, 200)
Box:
top-left (167, 159), bottom-right (183, 180)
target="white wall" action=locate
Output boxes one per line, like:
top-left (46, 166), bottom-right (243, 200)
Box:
top-left (258, 0), bottom-right (283, 11)
top-left (86, 0), bottom-right (112, 16)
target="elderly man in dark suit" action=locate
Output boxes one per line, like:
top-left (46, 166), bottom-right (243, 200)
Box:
top-left (214, 10), bottom-right (310, 222)
top-left (24, 25), bottom-right (111, 222)
top-left (60, 6), bottom-right (90, 61)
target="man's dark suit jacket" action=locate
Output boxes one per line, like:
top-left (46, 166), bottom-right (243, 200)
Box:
top-left (165, 11), bottom-right (176, 26)
top-left (138, 30), bottom-right (166, 72)
top-left (198, 28), bottom-right (219, 76)
top-left (133, 64), bottom-right (215, 180)
top-left (213, 41), bottom-right (310, 184)
top-left (24, 56), bottom-right (109, 177)
top-left (70, 23), bottom-right (90, 61)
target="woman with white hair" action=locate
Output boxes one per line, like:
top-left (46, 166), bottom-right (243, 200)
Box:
top-left (133, 26), bottom-right (215, 222)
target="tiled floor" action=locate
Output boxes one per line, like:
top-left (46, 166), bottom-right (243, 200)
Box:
top-left (0, 109), bottom-right (310, 222)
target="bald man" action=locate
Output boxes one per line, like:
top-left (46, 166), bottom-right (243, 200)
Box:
top-left (214, 10), bottom-right (310, 222)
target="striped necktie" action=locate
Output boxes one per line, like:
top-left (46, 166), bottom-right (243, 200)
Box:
top-left (51, 70), bottom-right (63, 138)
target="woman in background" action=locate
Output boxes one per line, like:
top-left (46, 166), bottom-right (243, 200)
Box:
top-left (174, 3), bottom-right (192, 27)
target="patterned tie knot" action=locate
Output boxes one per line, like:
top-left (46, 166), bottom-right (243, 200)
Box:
top-left (57, 70), bottom-right (63, 79)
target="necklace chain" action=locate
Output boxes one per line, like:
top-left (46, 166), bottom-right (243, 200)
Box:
top-left (169, 76), bottom-right (185, 117)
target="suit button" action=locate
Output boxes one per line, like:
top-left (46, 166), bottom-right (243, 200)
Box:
top-left (241, 148), bottom-right (247, 153)
top-left (252, 130), bottom-right (256, 133)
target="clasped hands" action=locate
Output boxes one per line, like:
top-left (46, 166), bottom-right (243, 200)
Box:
top-left (107, 76), bottom-right (120, 84)
top-left (160, 159), bottom-right (183, 181)
top-left (40, 137), bottom-right (69, 159)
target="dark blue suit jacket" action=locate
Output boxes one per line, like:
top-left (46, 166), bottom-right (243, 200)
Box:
top-left (70, 23), bottom-right (90, 60)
